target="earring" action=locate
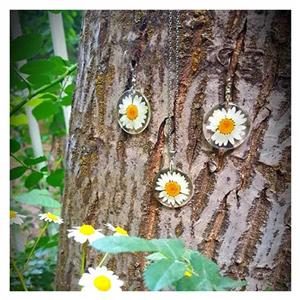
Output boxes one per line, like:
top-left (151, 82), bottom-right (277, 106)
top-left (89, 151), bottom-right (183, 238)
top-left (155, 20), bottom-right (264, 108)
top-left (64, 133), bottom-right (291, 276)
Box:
top-left (203, 66), bottom-right (251, 150)
top-left (117, 59), bottom-right (151, 135)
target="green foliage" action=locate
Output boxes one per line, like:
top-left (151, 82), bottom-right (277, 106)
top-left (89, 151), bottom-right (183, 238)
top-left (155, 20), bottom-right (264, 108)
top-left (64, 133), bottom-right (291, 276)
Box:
top-left (174, 251), bottom-right (246, 291)
top-left (10, 166), bottom-right (27, 180)
top-left (11, 34), bottom-right (43, 62)
top-left (32, 100), bottom-right (59, 120)
top-left (10, 139), bottom-right (21, 153)
top-left (11, 234), bottom-right (58, 291)
top-left (10, 114), bottom-right (28, 126)
top-left (14, 189), bottom-right (61, 208)
top-left (10, 10), bottom-right (82, 292)
top-left (24, 172), bottom-right (44, 189)
top-left (23, 156), bottom-right (47, 166)
top-left (46, 169), bottom-right (64, 188)
top-left (92, 236), bottom-right (246, 291)
top-left (92, 236), bottom-right (185, 260)
top-left (144, 259), bottom-right (186, 291)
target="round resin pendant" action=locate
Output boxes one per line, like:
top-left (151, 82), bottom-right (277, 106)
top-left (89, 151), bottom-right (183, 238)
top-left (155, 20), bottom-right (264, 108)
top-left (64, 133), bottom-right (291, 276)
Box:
top-left (117, 89), bottom-right (151, 134)
top-left (154, 168), bottom-right (194, 208)
top-left (203, 103), bottom-right (251, 150)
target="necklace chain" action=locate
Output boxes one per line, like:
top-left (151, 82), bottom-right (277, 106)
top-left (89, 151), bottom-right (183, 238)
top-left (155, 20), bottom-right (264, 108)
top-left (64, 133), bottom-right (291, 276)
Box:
top-left (167, 10), bottom-right (180, 170)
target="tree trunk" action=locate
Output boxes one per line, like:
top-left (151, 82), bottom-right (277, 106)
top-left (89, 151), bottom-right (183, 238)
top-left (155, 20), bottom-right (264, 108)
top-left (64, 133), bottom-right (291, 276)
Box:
top-left (56, 10), bottom-right (291, 291)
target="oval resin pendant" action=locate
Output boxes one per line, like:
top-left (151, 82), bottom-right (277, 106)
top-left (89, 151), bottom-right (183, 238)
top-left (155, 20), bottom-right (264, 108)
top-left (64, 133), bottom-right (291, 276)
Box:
top-left (117, 89), bottom-right (151, 134)
top-left (203, 102), bottom-right (251, 150)
top-left (154, 168), bottom-right (194, 208)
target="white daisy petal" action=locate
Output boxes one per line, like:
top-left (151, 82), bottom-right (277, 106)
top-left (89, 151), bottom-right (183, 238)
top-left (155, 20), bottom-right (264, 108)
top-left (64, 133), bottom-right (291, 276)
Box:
top-left (79, 266), bottom-right (123, 292)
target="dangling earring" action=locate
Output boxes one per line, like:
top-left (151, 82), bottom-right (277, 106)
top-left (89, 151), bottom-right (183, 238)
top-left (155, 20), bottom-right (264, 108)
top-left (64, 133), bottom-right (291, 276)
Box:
top-left (153, 10), bottom-right (194, 208)
top-left (202, 55), bottom-right (251, 150)
top-left (117, 59), bottom-right (151, 135)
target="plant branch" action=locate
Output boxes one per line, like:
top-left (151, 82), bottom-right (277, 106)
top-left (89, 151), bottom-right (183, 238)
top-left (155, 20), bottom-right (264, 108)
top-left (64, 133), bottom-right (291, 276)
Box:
top-left (24, 222), bottom-right (49, 269)
top-left (10, 153), bottom-right (42, 174)
top-left (11, 258), bottom-right (28, 291)
top-left (10, 64), bottom-right (77, 116)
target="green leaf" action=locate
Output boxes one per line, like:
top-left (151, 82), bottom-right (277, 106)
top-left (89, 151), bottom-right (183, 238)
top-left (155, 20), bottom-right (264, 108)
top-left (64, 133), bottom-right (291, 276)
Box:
top-left (10, 166), bottom-right (27, 180)
top-left (10, 114), bottom-right (28, 127)
top-left (27, 93), bottom-right (57, 108)
top-left (64, 83), bottom-right (75, 95)
top-left (14, 189), bottom-right (61, 208)
top-left (24, 156), bottom-right (47, 166)
top-left (19, 57), bottom-right (67, 76)
top-left (19, 59), bottom-right (54, 75)
top-left (92, 236), bottom-right (185, 260)
top-left (46, 169), bottom-right (64, 187)
top-left (146, 252), bottom-right (167, 261)
top-left (10, 139), bottom-right (20, 153)
top-left (27, 74), bottom-right (51, 90)
top-left (32, 101), bottom-right (59, 120)
top-left (59, 95), bottom-right (72, 106)
top-left (144, 259), bottom-right (186, 291)
top-left (25, 172), bottom-right (44, 189)
top-left (11, 34), bottom-right (43, 62)
top-left (175, 252), bottom-right (246, 291)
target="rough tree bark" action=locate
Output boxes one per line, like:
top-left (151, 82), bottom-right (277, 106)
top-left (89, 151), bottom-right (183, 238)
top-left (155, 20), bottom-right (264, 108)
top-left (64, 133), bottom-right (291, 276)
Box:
top-left (56, 10), bottom-right (291, 291)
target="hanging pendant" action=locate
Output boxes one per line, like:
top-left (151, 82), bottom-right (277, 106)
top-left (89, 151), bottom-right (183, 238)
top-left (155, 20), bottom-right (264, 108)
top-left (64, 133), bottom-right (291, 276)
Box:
top-left (154, 168), bottom-right (194, 208)
top-left (117, 89), bottom-right (151, 135)
top-left (203, 102), bottom-right (251, 150)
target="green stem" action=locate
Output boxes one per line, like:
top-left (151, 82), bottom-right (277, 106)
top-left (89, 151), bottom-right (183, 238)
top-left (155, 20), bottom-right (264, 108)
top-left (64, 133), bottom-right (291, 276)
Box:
top-left (98, 253), bottom-right (109, 267)
top-left (10, 64), bottom-right (77, 116)
top-left (81, 241), bottom-right (87, 274)
top-left (10, 153), bottom-right (42, 174)
top-left (11, 258), bottom-right (28, 291)
top-left (13, 67), bottom-right (33, 97)
top-left (24, 222), bottom-right (49, 268)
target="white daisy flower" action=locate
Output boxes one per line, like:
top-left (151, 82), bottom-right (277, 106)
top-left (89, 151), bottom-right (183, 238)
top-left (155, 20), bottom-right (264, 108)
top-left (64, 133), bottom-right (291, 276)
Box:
top-left (39, 212), bottom-right (63, 224)
top-left (79, 266), bottom-right (123, 292)
top-left (206, 106), bottom-right (247, 147)
top-left (155, 171), bottom-right (190, 206)
top-left (118, 94), bottom-right (148, 131)
top-left (68, 224), bottom-right (104, 244)
top-left (106, 223), bottom-right (128, 236)
top-left (10, 210), bottom-right (26, 225)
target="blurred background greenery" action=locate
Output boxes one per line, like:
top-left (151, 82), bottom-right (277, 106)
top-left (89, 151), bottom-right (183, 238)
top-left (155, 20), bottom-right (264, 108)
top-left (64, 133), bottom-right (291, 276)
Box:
top-left (10, 10), bottom-right (82, 291)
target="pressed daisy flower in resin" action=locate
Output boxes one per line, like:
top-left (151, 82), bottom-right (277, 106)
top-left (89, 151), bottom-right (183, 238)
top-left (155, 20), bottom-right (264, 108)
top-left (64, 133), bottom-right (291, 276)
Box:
top-left (117, 90), bottom-right (150, 134)
top-left (106, 223), bottom-right (128, 236)
top-left (154, 169), bottom-right (193, 208)
top-left (79, 266), bottom-right (123, 292)
top-left (203, 103), bottom-right (251, 149)
top-left (68, 224), bottom-right (104, 244)
top-left (39, 212), bottom-right (63, 224)
top-left (10, 210), bottom-right (26, 225)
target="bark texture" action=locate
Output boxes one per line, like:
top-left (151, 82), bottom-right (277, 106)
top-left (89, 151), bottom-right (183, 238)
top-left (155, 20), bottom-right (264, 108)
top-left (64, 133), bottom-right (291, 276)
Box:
top-left (56, 10), bottom-right (291, 291)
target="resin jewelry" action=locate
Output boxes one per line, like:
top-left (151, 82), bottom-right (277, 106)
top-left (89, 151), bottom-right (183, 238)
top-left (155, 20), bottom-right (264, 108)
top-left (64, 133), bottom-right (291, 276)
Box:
top-left (117, 61), bottom-right (151, 134)
top-left (203, 73), bottom-right (251, 150)
top-left (154, 10), bottom-right (194, 208)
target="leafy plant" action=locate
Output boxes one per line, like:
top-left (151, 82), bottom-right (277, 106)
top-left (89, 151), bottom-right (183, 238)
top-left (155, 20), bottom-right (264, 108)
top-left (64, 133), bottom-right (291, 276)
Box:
top-left (92, 236), bottom-right (247, 291)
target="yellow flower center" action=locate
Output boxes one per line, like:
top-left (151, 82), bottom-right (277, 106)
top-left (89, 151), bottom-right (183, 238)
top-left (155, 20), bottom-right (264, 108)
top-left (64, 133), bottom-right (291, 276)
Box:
top-left (10, 210), bottom-right (17, 219)
top-left (79, 224), bottom-right (95, 235)
top-left (115, 226), bottom-right (128, 236)
top-left (46, 212), bottom-right (58, 222)
top-left (218, 118), bottom-right (235, 135)
top-left (165, 181), bottom-right (181, 197)
top-left (126, 104), bottom-right (138, 120)
top-left (184, 270), bottom-right (193, 277)
top-left (93, 275), bottom-right (112, 291)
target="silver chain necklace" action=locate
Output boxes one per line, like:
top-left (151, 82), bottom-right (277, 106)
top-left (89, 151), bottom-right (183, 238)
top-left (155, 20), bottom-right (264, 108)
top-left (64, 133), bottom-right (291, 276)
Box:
top-left (154, 10), bottom-right (194, 209)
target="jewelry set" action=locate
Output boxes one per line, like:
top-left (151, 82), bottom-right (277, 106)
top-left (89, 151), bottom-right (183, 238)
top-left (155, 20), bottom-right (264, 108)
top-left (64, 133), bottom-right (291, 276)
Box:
top-left (116, 11), bottom-right (251, 208)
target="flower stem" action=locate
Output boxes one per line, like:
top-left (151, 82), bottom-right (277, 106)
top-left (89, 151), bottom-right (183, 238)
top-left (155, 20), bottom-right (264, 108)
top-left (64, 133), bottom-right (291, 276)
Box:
top-left (81, 241), bottom-right (87, 274)
top-left (24, 222), bottom-right (49, 268)
top-left (98, 253), bottom-right (109, 267)
top-left (11, 259), bottom-right (28, 291)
